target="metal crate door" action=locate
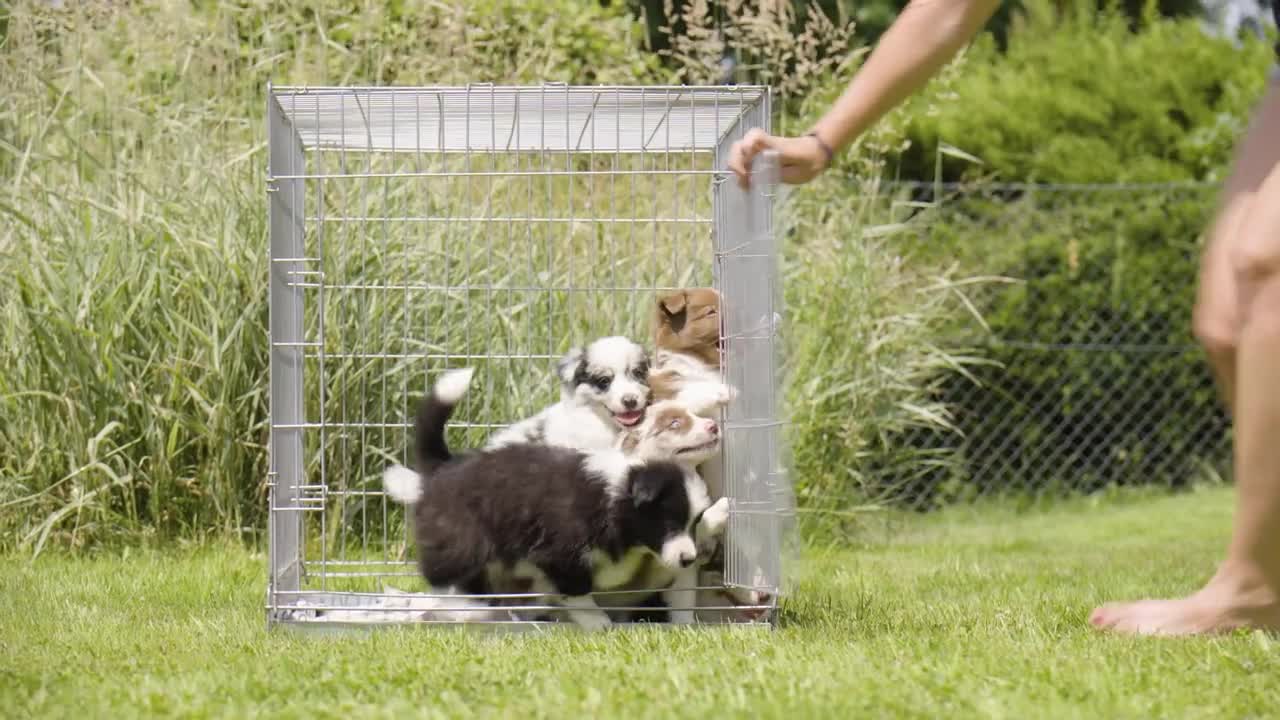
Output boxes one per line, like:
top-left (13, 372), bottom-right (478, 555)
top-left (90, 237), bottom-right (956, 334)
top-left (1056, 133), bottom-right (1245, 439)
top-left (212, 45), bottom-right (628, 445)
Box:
top-left (714, 149), bottom-right (789, 595)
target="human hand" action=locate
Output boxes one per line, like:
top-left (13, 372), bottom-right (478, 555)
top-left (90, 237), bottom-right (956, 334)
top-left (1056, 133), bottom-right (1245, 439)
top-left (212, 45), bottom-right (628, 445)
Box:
top-left (727, 128), bottom-right (832, 189)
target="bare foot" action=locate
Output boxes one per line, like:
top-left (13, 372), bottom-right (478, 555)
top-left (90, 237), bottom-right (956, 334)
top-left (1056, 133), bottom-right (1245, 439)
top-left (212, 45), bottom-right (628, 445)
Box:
top-left (1090, 567), bottom-right (1280, 636)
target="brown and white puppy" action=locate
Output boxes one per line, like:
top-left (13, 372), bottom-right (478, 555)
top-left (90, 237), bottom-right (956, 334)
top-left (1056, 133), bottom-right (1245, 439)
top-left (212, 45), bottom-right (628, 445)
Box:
top-left (651, 287), bottom-right (773, 622)
top-left (649, 288), bottom-right (736, 419)
top-left (583, 401), bottom-right (730, 623)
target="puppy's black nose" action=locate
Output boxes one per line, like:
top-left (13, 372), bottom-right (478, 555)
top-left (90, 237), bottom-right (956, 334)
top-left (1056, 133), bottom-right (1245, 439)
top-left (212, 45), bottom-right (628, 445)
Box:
top-left (622, 395), bottom-right (639, 410)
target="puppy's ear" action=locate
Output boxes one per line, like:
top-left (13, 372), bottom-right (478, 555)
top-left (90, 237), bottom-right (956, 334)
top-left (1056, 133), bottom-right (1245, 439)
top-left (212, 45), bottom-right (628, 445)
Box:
top-left (693, 287), bottom-right (722, 314)
top-left (629, 468), bottom-right (665, 508)
top-left (556, 347), bottom-right (583, 384)
top-left (657, 290), bottom-right (687, 318)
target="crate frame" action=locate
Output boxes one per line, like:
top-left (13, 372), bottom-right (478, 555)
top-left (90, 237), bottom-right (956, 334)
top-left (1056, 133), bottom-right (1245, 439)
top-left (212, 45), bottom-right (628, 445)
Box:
top-left (264, 83), bottom-right (790, 630)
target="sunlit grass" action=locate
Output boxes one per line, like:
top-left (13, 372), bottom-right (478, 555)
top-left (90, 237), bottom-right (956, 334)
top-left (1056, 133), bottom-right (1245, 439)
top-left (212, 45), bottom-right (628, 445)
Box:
top-left (4, 487), bottom-right (1278, 719)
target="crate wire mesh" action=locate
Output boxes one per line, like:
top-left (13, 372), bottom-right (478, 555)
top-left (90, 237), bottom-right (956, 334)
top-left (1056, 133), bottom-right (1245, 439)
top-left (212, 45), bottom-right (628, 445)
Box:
top-left (265, 84), bottom-right (792, 628)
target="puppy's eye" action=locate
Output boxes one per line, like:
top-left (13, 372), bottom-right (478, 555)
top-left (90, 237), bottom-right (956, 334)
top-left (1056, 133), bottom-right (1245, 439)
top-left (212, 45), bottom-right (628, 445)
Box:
top-left (668, 419), bottom-right (682, 430)
top-left (593, 377), bottom-right (611, 391)
top-left (704, 308), bottom-right (717, 317)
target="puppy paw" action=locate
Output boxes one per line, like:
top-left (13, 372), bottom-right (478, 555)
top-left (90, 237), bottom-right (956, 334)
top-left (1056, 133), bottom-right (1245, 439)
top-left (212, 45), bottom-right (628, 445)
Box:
top-left (562, 594), bottom-right (613, 630)
top-left (698, 497), bottom-right (730, 542)
top-left (726, 586), bottom-right (762, 605)
top-left (716, 384), bottom-right (738, 407)
top-left (677, 382), bottom-right (736, 416)
top-left (567, 609), bottom-right (613, 631)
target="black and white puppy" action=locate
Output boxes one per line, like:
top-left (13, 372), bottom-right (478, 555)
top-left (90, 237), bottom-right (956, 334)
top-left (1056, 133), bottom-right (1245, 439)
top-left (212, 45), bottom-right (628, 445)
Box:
top-left (484, 335), bottom-right (652, 452)
top-left (384, 368), bottom-right (720, 630)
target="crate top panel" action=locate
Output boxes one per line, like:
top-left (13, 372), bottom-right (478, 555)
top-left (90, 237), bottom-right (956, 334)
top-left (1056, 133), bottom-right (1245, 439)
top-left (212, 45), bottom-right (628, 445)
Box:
top-left (270, 85), bottom-right (769, 154)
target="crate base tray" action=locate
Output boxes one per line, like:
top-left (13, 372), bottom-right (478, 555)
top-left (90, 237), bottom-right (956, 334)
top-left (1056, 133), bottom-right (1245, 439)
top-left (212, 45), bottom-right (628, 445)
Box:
top-left (267, 590), bottom-right (776, 633)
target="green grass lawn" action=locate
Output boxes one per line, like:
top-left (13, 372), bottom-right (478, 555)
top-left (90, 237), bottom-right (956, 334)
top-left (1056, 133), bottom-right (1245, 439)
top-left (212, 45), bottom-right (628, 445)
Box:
top-left (4, 486), bottom-right (1279, 719)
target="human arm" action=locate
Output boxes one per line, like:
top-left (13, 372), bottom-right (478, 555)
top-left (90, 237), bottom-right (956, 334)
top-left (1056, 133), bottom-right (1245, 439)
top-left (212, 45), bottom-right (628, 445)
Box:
top-left (727, 0), bottom-right (1002, 187)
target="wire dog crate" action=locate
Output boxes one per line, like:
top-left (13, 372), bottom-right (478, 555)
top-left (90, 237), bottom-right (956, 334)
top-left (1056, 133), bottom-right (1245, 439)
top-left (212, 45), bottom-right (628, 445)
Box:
top-left (265, 83), bottom-right (790, 630)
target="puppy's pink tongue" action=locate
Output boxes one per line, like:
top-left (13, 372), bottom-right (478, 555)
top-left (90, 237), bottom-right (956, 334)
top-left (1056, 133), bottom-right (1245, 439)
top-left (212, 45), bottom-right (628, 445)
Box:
top-left (615, 410), bottom-right (644, 427)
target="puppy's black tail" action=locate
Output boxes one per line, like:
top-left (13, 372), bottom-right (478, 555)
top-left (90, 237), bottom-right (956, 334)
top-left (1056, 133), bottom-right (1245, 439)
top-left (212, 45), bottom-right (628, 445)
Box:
top-left (415, 367), bottom-right (475, 472)
top-left (383, 367), bottom-right (474, 506)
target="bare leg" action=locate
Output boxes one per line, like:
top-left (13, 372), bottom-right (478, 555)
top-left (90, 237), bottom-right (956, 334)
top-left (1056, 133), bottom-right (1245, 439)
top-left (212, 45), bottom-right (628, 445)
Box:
top-left (1091, 133), bottom-right (1280, 636)
top-left (1192, 80), bottom-right (1280, 409)
top-left (1195, 197), bottom-right (1248, 406)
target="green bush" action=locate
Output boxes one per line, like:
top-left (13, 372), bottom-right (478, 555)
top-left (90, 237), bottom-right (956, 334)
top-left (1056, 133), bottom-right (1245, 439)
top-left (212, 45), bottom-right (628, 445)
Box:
top-left (889, 4), bottom-right (1273, 183)
top-left (861, 186), bottom-right (1231, 508)
top-left (763, 3), bottom-right (1254, 507)
top-left (780, 5), bottom-right (1255, 507)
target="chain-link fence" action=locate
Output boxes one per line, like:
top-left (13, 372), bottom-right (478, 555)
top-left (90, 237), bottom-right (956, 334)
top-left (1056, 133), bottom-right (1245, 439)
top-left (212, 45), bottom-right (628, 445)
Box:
top-left (851, 180), bottom-right (1233, 511)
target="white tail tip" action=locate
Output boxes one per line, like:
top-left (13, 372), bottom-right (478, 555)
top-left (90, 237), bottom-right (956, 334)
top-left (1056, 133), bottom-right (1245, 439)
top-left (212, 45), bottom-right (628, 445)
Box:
top-left (383, 464), bottom-right (423, 505)
top-left (434, 367), bottom-right (475, 405)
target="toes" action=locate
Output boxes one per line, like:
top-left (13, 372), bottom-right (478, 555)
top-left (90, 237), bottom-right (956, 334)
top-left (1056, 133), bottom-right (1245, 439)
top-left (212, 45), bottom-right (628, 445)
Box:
top-left (1089, 604), bottom-right (1115, 628)
top-left (1088, 600), bottom-right (1178, 636)
top-left (1089, 602), bottom-right (1149, 632)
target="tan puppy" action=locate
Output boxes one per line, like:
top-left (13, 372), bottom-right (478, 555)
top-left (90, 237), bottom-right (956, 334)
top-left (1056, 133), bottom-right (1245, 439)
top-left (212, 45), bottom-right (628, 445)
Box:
top-left (654, 288), bottom-right (722, 369)
top-left (650, 288), bottom-right (735, 418)
top-left (651, 287), bottom-right (771, 622)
